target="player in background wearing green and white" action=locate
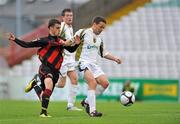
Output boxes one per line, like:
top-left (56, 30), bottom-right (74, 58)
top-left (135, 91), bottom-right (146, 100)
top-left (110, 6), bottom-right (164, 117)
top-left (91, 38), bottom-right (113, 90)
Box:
top-left (55, 8), bottom-right (82, 111)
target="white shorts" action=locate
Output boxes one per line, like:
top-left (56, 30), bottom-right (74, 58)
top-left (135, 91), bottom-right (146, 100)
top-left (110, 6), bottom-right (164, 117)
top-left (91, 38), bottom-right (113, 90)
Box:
top-left (60, 62), bottom-right (76, 77)
top-left (78, 61), bottom-right (105, 78)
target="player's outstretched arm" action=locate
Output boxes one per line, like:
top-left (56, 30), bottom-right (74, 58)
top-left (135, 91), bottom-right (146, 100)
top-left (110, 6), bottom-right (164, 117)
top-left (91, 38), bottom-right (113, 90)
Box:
top-left (8, 33), bottom-right (47, 48)
top-left (104, 53), bottom-right (122, 64)
top-left (8, 33), bottom-right (16, 41)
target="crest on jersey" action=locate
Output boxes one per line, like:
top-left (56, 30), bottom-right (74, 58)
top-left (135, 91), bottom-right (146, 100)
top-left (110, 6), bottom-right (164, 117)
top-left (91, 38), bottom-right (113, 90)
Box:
top-left (93, 38), bottom-right (96, 43)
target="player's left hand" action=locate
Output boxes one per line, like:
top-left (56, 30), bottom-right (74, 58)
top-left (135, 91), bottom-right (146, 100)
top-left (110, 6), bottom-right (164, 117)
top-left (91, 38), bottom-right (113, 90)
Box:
top-left (59, 39), bottom-right (66, 45)
top-left (8, 33), bottom-right (16, 41)
top-left (115, 58), bottom-right (122, 64)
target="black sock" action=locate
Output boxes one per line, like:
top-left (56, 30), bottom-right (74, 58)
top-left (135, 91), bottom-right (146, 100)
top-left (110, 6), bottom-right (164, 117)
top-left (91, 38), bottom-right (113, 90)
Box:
top-left (41, 89), bottom-right (52, 114)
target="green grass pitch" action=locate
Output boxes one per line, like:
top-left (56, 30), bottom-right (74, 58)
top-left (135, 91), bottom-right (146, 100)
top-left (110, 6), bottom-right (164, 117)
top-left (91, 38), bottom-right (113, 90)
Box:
top-left (0, 100), bottom-right (180, 124)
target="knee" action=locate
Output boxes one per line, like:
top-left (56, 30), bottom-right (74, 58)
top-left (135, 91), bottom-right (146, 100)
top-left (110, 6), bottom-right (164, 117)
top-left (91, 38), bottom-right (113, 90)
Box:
top-left (87, 79), bottom-right (97, 90)
top-left (44, 78), bottom-right (53, 90)
top-left (102, 82), bottom-right (109, 89)
top-left (56, 79), bottom-right (66, 88)
top-left (59, 83), bottom-right (65, 88)
top-left (71, 77), bottom-right (78, 85)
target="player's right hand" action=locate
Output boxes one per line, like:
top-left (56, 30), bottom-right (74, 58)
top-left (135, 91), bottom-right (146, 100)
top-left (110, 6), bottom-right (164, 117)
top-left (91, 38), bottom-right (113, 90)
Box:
top-left (59, 39), bottom-right (66, 45)
top-left (115, 57), bottom-right (122, 64)
top-left (8, 33), bottom-right (15, 41)
top-left (74, 35), bottom-right (81, 45)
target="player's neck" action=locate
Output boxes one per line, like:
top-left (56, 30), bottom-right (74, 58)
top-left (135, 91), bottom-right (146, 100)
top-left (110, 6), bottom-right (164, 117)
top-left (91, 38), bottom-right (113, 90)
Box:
top-left (91, 27), bottom-right (98, 35)
top-left (49, 31), bottom-right (56, 36)
top-left (64, 22), bottom-right (72, 27)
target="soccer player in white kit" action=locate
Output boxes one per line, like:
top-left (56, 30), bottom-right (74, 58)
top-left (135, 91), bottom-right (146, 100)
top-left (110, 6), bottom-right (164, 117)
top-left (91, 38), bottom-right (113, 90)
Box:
top-left (75, 16), bottom-right (122, 117)
top-left (55, 8), bottom-right (82, 111)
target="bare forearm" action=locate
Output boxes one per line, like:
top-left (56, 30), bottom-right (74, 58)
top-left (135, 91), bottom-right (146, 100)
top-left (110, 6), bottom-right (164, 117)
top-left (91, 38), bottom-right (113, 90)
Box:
top-left (104, 53), bottom-right (122, 64)
top-left (104, 53), bottom-right (116, 61)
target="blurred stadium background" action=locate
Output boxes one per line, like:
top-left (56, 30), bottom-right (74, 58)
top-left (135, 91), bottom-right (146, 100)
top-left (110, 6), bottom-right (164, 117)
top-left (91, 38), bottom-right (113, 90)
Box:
top-left (0, 0), bottom-right (180, 102)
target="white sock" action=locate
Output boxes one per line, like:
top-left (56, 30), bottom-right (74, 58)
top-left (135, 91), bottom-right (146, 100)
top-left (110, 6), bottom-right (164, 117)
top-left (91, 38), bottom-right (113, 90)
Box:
top-left (67, 84), bottom-right (78, 107)
top-left (87, 90), bottom-right (96, 113)
top-left (85, 85), bottom-right (105, 104)
top-left (85, 97), bottom-right (88, 104)
top-left (95, 84), bottom-right (105, 96)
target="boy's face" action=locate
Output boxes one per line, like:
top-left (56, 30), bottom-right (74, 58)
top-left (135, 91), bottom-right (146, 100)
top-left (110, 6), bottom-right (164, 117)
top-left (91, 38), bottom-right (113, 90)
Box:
top-left (63, 11), bottom-right (73, 25)
top-left (50, 24), bottom-right (61, 36)
top-left (93, 22), bottom-right (106, 35)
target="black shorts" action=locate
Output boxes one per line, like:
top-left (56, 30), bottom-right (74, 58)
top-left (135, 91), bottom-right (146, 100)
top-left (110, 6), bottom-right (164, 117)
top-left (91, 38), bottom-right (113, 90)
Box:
top-left (38, 64), bottom-right (59, 91)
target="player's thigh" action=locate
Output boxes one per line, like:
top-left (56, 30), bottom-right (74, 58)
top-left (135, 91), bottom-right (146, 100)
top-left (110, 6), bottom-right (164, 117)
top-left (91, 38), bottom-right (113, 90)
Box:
top-left (39, 65), bottom-right (55, 90)
top-left (60, 64), bottom-right (68, 77)
top-left (67, 70), bottom-right (78, 85)
top-left (45, 72), bottom-right (59, 90)
top-left (96, 74), bottom-right (109, 88)
top-left (44, 77), bottom-right (54, 90)
top-left (84, 69), bottom-right (97, 89)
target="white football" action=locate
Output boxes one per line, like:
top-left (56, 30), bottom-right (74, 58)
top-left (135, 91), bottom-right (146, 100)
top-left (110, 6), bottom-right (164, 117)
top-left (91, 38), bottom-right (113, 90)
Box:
top-left (120, 91), bottom-right (135, 106)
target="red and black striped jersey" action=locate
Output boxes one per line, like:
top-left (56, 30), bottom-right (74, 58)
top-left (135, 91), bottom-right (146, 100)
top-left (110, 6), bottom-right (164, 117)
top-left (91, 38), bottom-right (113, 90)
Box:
top-left (14, 34), bottom-right (79, 70)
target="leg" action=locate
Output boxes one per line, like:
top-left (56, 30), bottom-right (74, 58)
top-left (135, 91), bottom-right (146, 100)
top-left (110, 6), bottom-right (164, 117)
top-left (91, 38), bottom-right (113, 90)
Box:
top-left (25, 74), bottom-right (43, 100)
top-left (84, 69), bottom-right (96, 113)
top-left (39, 64), bottom-right (59, 118)
top-left (25, 74), bottom-right (39, 92)
top-left (78, 62), bottom-right (102, 117)
top-left (68, 70), bottom-right (78, 85)
top-left (56, 76), bottom-right (67, 88)
top-left (56, 64), bottom-right (67, 88)
top-left (95, 74), bottom-right (109, 95)
top-left (40, 75), bottom-right (54, 117)
top-left (66, 70), bottom-right (82, 111)
top-left (81, 74), bottom-right (108, 117)
top-left (84, 69), bottom-right (97, 90)
top-left (83, 66), bottom-right (108, 101)
top-left (83, 69), bottom-right (102, 117)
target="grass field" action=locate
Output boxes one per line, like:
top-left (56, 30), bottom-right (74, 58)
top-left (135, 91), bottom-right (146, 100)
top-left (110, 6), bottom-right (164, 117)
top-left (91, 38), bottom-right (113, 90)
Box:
top-left (0, 100), bottom-right (180, 124)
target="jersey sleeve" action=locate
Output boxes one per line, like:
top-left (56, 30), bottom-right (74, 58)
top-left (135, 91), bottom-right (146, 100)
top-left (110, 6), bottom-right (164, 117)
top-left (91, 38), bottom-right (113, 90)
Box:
top-left (59, 22), bottom-right (66, 39)
top-left (14, 38), bottom-right (48, 48)
top-left (74, 29), bottom-right (87, 44)
top-left (74, 29), bottom-right (84, 37)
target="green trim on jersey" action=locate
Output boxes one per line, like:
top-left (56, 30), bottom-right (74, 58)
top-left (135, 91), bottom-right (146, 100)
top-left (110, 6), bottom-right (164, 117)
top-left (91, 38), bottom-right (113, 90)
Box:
top-left (99, 41), bottom-right (104, 58)
top-left (75, 29), bottom-right (86, 61)
top-left (59, 23), bottom-right (66, 39)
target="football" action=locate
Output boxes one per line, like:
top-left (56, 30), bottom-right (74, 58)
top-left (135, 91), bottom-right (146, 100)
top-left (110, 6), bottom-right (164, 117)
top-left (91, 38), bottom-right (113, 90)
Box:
top-left (120, 91), bottom-right (135, 106)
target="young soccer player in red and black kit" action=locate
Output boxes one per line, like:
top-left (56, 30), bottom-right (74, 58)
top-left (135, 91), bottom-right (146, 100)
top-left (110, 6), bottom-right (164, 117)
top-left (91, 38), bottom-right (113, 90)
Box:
top-left (8, 19), bottom-right (80, 117)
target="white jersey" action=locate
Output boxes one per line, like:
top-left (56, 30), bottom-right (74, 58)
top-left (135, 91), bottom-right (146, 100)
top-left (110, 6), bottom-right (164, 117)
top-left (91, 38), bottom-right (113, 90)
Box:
top-left (75, 28), bottom-right (108, 64)
top-left (75, 28), bottom-right (108, 78)
top-left (60, 22), bottom-right (75, 64)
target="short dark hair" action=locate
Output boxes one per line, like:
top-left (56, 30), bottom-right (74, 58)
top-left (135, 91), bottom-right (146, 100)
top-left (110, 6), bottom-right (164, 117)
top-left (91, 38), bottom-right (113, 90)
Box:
top-left (61, 8), bottom-right (72, 16)
top-left (48, 19), bottom-right (61, 28)
top-left (92, 16), bottom-right (106, 24)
